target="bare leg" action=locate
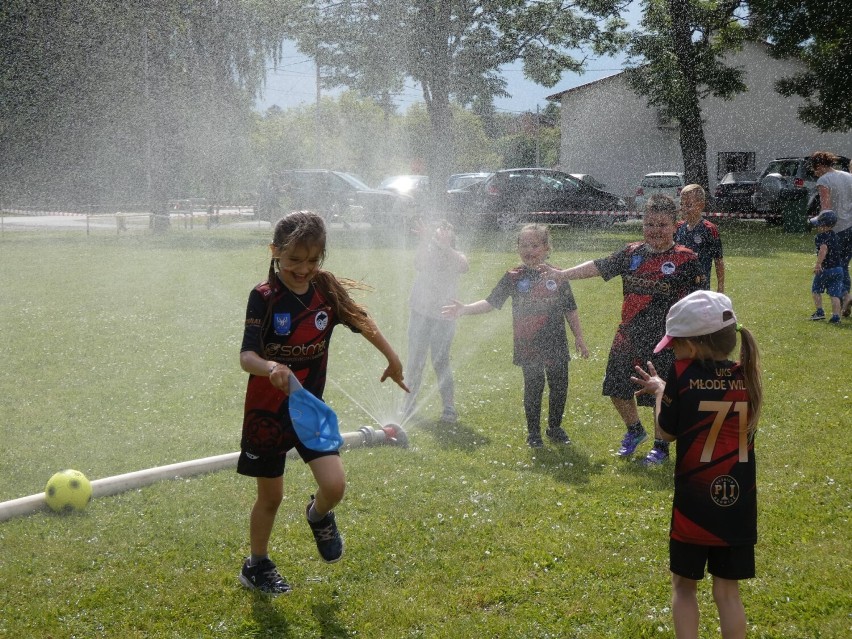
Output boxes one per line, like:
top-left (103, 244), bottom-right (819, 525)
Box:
top-left (672, 573), bottom-right (700, 639)
top-left (611, 396), bottom-right (639, 427)
top-left (250, 476), bottom-right (284, 556)
top-left (812, 292), bottom-right (823, 311)
top-left (829, 295), bottom-right (842, 317)
top-left (712, 577), bottom-right (746, 639)
top-left (307, 454), bottom-right (346, 516)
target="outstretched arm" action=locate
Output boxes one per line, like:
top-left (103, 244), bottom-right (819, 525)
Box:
top-left (539, 260), bottom-right (601, 283)
top-left (630, 361), bottom-right (675, 442)
top-left (359, 319), bottom-right (410, 392)
top-left (441, 299), bottom-right (494, 319)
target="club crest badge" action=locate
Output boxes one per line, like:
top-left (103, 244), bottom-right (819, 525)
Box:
top-left (517, 278), bottom-right (532, 293)
top-left (545, 279), bottom-right (557, 291)
top-left (710, 475), bottom-right (740, 507)
top-left (661, 261), bottom-right (676, 275)
top-left (273, 313), bottom-right (291, 335)
top-left (693, 233), bottom-right (703, 245)
top-left (315, 310), bottom-right (329, 331)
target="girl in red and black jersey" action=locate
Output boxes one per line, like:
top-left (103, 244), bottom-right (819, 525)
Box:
top-left (237, 211), bottom-right (408, 595)
top-left (632, 290), bottom-right (763, 639)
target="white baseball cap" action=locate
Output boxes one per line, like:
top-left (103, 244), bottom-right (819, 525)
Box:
top-left (654, 290), bottom-right (738, 353)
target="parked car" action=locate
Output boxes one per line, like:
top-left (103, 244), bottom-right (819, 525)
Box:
top-left (447, 172), bottom-right (492, 190)
top-left (635, 172), bottom-right (685, 212)
top-left (447, 168), bottom-right (628, 229)
top-left (712, 171), bottom-right (760, 212)
top-left (570, 173), bottom-right (609, 191)
top-left (752, 155), bottom-right (851, 220)
top-left (379, 174), bottom-right (430, 198)
top-left (255, 169), bottom-right (415, 227)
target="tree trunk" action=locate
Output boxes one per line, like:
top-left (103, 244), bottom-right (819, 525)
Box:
top-left (668, 0), bottom-right (710, 191)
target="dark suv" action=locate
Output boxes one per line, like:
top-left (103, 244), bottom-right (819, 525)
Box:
top-left (752, 155), bottom-right (851, 219)
top-left (256, 169), bottom-right (415, 226)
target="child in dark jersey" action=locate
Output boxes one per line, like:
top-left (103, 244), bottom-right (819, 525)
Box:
top-left (541, 195), bottom-right (704, 465)
top-left (442, 224), bottom-right (589, 448)
top-left (675, 184), bottom-right (725, 293)
top-left (632, 290), bottom-right (762, 639)
top-left (237, 211), bottom-right (408, 595)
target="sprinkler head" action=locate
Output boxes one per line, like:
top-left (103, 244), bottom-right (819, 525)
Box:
top-left (381, 423), bottom-right (409, 449)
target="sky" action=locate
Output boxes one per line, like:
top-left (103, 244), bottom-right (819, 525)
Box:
top-left (254, 6), bottom-right (642, 116)
top-left (255, 44), bottom-right (628, 115)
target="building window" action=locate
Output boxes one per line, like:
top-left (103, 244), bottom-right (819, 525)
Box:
top-left (717, 152), bottom-right (755, 179)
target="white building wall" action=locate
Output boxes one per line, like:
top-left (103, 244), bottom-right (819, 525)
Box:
top-left (556, 41), bottom-right (852, 199)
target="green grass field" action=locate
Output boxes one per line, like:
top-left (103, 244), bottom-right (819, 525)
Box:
top-left (0, 222), bottom-right (849, 638)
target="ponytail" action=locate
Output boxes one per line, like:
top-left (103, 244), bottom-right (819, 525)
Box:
top-left (738, 326), bottom-right (762, 439)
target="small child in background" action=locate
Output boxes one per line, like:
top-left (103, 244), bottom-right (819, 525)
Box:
top-left (403, 219), bottom-right (469, 423)
top-left (442, 224), bottom-right (589, 448)
top-left (675, 184), bottom-right (725, 292)
top-left (632, 290), bottom-right (762, 639)
top-left (807, 210), bottom-right (844, 323)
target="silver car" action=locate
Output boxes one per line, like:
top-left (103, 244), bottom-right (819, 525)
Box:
top-left (752, 155), bottom-right (851, 216)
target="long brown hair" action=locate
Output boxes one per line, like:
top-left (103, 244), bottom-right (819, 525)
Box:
top-left (672, 319), bottom-right (763, 438)
top-left (267, 211), bottom-right (375, 334)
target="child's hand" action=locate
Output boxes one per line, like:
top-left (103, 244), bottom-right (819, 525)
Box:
top-left (380, 358), bottom-right (410, 392)
top-left (269, 362), bottom-right (293, 394)
top-left (575, 338), bottom-right (590, 359)
top-left (631, 361), bottom-right (665, 397)
top-left (441, 300), bottom-right (464, 318)
top-left (537, 264), bottom-right (566, 282)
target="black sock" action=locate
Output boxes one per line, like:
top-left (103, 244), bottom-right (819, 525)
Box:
top-left (654, 439), bottom-right (670, 452)
top-left (627, 421), bottom-right (644, 435)
top-left (249, 553), bottom-right (268, 566)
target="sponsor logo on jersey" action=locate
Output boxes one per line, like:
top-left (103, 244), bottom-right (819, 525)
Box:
top-left (661, 261), bottom-right (676, 275)
top-left (545, 279), bottom-right (557, 291)
top-left (315, 310), bottom-right (329, 331)
top-left (273, 313), bottom-right (291, 335)
top-left (710, 475), bottom-right (740, 507)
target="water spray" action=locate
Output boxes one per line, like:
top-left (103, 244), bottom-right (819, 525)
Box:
top-left (0, 422), bottom-right (407, 523)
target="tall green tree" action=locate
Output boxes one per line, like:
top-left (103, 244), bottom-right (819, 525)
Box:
top-left (287, 0), bottom-right (627, 194)
top-left (0, 1), bottom-right (287, 206)
top-left (749, 0), bottom-right (852, 132)
top-left (625, 0), bottom-right (749, 189)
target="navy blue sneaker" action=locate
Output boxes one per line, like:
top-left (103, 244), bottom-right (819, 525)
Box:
top-left (306, 498), bottom-right (344, 563)
top-left (239, 558), bottom-right (291, 595)
top-left (546, 427), bottom-right (571, 444)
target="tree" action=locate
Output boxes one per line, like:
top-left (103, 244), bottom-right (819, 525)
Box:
top-left (287, 0), bottom-right (628, 197)
top-left (0, 1), bottom-right (288, 206)
top-left (625, 0), bottom-right (749, 189)
top-left (749, 0), bottom-right (852, 132)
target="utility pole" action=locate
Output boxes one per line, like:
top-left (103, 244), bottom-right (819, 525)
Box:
top-left (315, 53), bottom-right (322, 166)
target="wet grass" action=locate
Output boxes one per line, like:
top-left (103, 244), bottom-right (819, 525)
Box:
top-left (0, 223), bottom-right (849, 638)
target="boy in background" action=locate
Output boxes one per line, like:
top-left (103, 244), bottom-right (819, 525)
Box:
top-left (808, 210), bottom-right (844, 323)
top-left (675, 184), bottom-right (725, 293)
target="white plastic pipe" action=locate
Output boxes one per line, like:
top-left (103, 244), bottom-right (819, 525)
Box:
top-left (0, 424), bottom-right (406, 523)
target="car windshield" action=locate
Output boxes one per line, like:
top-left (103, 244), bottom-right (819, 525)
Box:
top-left (334, 172), bottom-right (371, 190)
top-left (642, 175), bottom-right (682, 188)
top-left (762, 160), bottom-right (800, 178)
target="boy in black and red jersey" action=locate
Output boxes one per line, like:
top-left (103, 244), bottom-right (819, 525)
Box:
top-left (443, 224), bottom-right (589, 448)
top-left (237, 211), bottom-right (409, 596)
top-left (632, 290), bottom-right (763, 639)
top-left (543, 195), bottom-right (704, 464)
top-left (675, 184), bottom-right (725, 293)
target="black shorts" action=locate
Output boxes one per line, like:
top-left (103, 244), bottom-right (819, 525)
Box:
top-left (603, 343), bottom-right (674, 407)
top-left (236, 446), bottom-right (339, 478)
top-left (670, 538), bottom-right (755, 581)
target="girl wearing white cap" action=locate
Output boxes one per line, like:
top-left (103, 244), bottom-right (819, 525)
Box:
top-left (632, 290), bottom-right (763, 639)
